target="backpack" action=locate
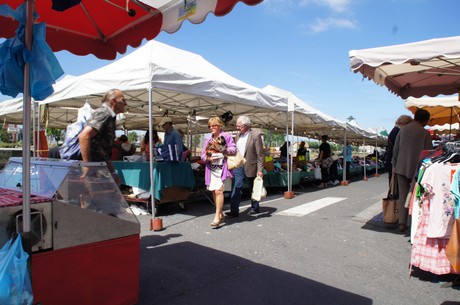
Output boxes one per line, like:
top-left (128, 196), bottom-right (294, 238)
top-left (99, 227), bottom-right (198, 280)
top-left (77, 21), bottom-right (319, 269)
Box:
top-left (59, 120), bottom-right (85, 160)
top-left (59, 103), bottom-right (93, 160)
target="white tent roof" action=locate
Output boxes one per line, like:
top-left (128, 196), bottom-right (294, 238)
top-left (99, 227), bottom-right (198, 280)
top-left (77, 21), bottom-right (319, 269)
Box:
top-left (35, 40), bottom-right (287, 130)
top-left (262, 85), bottom-right (380, 143)
top-left (0, 41), bottom-right (382, 143)
top-left (0, 98), bottom-right (24, 119)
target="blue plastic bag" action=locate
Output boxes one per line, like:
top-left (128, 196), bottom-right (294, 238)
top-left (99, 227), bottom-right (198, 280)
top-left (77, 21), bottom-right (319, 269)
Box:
top-left (0, 236), bottom-right (33, 305)
top-left (59, 103), bottom-right (93, 160)
top-left (59, 120), bottom-right (85, 160)
top-left (0, 3), bottom-right (64, 100)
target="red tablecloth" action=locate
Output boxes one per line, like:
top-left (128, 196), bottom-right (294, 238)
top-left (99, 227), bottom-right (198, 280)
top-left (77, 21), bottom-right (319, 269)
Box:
top-left (0, 188), bottom-right (51, 207)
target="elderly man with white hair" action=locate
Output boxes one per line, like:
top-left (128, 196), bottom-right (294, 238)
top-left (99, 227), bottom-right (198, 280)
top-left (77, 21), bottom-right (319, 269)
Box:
top-left (226, 115), bottom-right (265, 217)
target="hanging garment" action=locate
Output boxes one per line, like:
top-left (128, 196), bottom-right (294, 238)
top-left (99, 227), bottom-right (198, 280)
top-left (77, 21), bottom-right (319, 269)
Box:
top-left (421, 162), bottom-right (458, 239)
top-left (410, 161), bottom-right (460, 275)
top-left (411, 198), bottom-right (456, 275)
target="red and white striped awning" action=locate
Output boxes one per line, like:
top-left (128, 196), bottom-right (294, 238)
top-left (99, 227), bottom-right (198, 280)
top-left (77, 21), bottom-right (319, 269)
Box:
top-left (0, 0), bottom-right (262, 60)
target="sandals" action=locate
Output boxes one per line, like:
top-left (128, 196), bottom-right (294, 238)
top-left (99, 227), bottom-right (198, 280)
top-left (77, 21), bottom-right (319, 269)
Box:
top-left (210, 213), bottom-right (224, 228)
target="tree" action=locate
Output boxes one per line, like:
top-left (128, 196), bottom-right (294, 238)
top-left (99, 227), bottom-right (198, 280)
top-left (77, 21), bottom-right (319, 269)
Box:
top-left (0, 126), bottom-right (12, 143)
top-left (47, 127), bottom-right (64, 142)
top-left (128, 131), bottom-right (138, 144)
top-left (262, 129), bottom-right (285, 147)
top-left (193, 134), bottom-right (202, 151)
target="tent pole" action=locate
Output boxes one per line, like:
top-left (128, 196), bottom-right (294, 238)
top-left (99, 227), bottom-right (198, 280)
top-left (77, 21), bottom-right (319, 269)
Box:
top-left (32, 101), bottom-right (36, 157)
top-left (290, 110), bottom-right (294, 192)
top-left (343, 128), bottom-right (347, 183)
top-left (375, 138), bottom-right (378, 176)
top-left (363, 137), bottom-right (367, 180)
top-left (285, 111), bottom-right (290, 192)
top-left (21, 0), bottom-right (35, 279)
top-left (148, 72), bottom-right (155, 223)
top-left (22, 0), bottom-right (34, 237)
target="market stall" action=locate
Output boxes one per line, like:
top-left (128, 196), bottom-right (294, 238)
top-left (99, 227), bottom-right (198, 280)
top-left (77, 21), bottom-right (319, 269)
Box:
top-left (113, 161), bottom-right (195, 208)
top-left (349, 36), bottom-right (460, 281)
top-left (0, 157), bottom-right (140, 304)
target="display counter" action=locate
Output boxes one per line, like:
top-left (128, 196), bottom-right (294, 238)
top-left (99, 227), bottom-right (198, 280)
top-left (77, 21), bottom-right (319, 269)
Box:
top-left (113, 161), bottom-right (195, 203)
top-left (0, 157), bottom-right (140, 305)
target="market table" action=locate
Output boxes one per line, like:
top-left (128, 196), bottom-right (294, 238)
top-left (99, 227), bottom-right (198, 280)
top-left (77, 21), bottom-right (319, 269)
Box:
top-left (113, 161), bottom-right (195, 203)
top-left (263, 171), bottom-right (301, 188)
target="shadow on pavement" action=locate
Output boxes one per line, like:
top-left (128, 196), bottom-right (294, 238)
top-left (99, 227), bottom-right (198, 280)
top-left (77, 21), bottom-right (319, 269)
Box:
top-left (138, 239), bottom-right (373, 305)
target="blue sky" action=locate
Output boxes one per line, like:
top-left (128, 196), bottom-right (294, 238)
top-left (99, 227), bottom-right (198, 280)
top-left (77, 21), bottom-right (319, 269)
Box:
top-left (1, 0), bottom-right (459, 132)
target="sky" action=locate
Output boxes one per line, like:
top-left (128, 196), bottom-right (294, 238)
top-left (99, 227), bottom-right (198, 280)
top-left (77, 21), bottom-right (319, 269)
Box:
top-left (1, 0), bottom-right (459, 133)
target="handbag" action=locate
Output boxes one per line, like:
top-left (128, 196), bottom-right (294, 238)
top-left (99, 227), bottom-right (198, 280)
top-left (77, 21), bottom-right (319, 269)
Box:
top-left (226, 150), bottom-right (246, 170)
top-left (251, 176), bottom-right (267, 201)
top-left (446, 218), bottom-right (460, 272)
top-left (321, 155), bottom-right (336, 169)
top-left (382, 174), bottom-right (398, 224)
top-left (0, 235), bottom-right (33, 305)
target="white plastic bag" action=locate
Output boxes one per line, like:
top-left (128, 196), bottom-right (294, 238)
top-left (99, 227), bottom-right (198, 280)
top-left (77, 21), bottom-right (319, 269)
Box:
top-left (77, 102), bottom-right (93, 122)
top-left (251, 176), bottom-right (267, 201)
top-left (123, 155), bottom-right (143, 162)
top-left (314, 165), bottom-right (322, 180)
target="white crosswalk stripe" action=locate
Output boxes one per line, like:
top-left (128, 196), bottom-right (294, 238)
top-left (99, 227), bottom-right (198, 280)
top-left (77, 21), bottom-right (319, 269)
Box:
top-left (276, 197), bottom-right (347, 217)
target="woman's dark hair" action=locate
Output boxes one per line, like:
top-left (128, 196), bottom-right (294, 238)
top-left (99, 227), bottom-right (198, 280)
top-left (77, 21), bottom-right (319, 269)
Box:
top-left (143, 129), bottom-right (159, 144)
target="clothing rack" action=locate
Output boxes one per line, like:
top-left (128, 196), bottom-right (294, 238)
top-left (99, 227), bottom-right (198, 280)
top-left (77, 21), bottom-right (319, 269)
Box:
top-left (443, 141), bottom-right (460, 154)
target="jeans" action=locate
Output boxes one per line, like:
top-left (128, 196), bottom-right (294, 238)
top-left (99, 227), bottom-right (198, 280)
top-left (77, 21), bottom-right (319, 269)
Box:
top-left (229, 167), bottom-right (258, 213)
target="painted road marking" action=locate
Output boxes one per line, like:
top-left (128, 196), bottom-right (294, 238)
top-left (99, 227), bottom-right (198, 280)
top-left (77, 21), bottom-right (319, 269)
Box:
top-left (353, 200), bottom-right (382, 223)
top-left (276, 197), bottom-right (347, 217)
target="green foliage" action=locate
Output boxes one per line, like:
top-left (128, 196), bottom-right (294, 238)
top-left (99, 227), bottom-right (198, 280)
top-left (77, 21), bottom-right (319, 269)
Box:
top-left (308, 141), bottom-right (319, 149)
top-left (128, 131), bottom-right (138, 143)
top-left (262, 129), bottom-right (285, 147)
top-left (47, 128), bottom-right (64, 142)
top-left (0, 142), bottom-right (18, 148)
top-left (0, 126), bottom-right (11, 142)
top-left (193, 134), bottom-right (201, 149)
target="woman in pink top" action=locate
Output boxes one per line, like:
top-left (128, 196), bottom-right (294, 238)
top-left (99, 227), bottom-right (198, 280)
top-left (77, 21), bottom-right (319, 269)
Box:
top-left (201, 117), bottom-right (236, 228)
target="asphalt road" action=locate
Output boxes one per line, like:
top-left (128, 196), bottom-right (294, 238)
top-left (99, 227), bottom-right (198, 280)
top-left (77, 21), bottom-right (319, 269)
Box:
top-left (135, 173), bottom-right (460, 305)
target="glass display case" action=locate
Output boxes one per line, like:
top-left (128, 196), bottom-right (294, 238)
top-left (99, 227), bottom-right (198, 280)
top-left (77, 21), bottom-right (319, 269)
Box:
top-left (0, 157), bottom-right (137, 222)
top-left (0, 157), bottom-right (139, 252)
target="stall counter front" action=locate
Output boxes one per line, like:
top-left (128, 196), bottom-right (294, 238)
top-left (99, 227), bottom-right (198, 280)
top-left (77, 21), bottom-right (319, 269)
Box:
top-left (113, 161), bottom-right (195, 201)
top-left (263, 171), bottom-right (301, 188)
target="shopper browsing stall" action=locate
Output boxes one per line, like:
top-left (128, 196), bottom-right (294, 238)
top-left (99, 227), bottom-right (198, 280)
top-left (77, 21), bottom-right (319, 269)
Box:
top-left (157, 117), bottom-right (183, 161)
top-left (392, 109), bottom-right (433, 232)
top-left (79, 89), bottom-right (126, 185)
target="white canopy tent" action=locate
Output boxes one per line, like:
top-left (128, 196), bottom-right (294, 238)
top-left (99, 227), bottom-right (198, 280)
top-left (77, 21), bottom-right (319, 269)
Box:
top-left (34, 40), bottom-right (287, 131)
top-left (261, 85), bottom-right (379, 144)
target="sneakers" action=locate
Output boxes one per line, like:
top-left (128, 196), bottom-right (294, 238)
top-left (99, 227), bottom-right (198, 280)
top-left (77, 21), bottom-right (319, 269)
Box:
top-left (333, 180), bottom-right (340, 185)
